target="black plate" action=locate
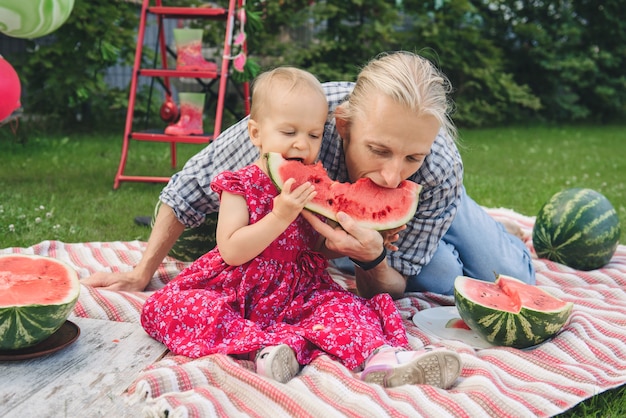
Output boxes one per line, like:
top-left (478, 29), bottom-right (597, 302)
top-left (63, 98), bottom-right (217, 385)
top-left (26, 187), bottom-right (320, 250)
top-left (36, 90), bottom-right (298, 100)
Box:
top-left (0, 320), bottom-right (80, 361)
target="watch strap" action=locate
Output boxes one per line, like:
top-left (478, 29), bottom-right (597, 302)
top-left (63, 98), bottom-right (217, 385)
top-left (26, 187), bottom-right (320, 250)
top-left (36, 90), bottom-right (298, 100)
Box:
top-left (350, 248), bottom-right (387, 271)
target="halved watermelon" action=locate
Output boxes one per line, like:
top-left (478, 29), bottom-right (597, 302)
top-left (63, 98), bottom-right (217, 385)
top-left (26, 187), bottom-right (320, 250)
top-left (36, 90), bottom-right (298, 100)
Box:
top-left (0, 254), bottom-right (80, 350)
top-left (265, 152), bottom-right (422, 230)
top-left (454, 275), bottom-right (573, 348)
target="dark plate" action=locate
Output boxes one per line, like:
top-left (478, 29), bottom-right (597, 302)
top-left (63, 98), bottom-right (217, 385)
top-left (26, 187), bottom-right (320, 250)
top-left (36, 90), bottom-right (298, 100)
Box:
top-left (0, 320), bottom-right (80, 361)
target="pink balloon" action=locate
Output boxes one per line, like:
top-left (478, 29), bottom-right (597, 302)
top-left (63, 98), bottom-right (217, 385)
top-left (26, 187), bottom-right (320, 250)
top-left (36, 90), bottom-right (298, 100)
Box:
top-left (0, 56), bottom-right (21, 122)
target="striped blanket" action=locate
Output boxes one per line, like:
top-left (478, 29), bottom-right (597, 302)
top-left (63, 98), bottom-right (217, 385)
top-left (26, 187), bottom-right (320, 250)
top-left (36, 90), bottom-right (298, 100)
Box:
top-left (2, 208), bottom-right (625, 417)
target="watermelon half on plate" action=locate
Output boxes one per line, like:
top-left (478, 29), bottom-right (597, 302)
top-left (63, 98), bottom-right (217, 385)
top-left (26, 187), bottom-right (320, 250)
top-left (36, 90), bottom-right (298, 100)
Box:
top-left (454, 274), bottom-right (573, 349)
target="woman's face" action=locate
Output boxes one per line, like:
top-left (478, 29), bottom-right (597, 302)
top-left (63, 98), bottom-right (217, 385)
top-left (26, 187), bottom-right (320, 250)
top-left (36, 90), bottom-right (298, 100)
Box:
top-left (339, 94), bottom-right (440, 188)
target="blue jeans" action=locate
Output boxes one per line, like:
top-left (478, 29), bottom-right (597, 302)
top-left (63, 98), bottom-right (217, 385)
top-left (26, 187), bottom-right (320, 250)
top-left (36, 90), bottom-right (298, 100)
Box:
top-left (333, 187), bottom-right (536, 296)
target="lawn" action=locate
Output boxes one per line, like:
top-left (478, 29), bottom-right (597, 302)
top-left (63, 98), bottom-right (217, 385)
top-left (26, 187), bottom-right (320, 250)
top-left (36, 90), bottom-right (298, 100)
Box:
top-left (2, 124), bottom-right (624, 248)
top-left (1, 123), bottom-right (625, 415)
top-left (1, 131), bottom-right (206, 247)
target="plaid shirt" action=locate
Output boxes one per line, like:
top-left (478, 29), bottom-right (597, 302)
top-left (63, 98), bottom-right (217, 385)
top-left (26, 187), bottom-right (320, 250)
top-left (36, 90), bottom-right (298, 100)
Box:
top-left (161, 82), bottom-right (463, 276)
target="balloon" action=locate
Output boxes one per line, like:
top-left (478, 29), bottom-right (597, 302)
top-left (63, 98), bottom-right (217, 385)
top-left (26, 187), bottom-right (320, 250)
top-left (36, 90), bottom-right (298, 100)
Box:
top-left (0, 56), bottom-right (21, 122)
top-left (0, 0), bottom-right (75, 39)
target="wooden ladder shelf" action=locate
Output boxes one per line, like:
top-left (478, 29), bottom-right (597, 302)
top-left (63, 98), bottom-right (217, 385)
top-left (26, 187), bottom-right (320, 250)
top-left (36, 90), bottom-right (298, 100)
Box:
top-left (114, 0), bottom-right (250, 189)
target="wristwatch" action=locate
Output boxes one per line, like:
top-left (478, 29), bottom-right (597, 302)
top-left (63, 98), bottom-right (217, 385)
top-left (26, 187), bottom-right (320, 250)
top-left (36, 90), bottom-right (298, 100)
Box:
top-left (350, 248), bottom-right (387, 271)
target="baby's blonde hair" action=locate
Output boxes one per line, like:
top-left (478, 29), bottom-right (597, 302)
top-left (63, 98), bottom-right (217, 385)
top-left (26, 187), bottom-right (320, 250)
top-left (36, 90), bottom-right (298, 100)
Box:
top-left (340, 51), bottom-right (457, 143)
top-left (250, 67), bottom-right (326, 120)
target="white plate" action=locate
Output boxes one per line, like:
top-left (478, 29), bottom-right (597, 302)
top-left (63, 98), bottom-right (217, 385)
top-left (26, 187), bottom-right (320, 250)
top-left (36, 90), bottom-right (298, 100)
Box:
top-left (412, 306), bottom-right (494, 349)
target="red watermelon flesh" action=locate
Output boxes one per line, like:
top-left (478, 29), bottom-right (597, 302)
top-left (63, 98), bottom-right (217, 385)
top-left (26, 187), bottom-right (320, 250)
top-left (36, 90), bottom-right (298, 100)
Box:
top-left (0, 256), bottom-right (76, 306)
top-left (265, 152), bottom-right (421, 230)
top-left (458, 275), bottom-right (569, 313)
top-left (445, 318), bottom-right (472, 330)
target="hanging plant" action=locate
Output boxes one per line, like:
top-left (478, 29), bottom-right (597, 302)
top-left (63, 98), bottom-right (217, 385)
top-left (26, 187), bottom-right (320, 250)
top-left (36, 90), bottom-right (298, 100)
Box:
top-left (224, 3), bottom-right (262, 82)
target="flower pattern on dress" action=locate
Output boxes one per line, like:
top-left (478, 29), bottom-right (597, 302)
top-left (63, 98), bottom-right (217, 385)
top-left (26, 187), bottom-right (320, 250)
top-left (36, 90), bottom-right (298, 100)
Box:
top-left (141, 165), bottom-right (408, 370)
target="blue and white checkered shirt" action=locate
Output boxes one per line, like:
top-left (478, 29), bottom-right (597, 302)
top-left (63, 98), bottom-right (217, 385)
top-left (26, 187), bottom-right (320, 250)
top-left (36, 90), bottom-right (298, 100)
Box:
top-left (161, 82), bottom-right (463, 276)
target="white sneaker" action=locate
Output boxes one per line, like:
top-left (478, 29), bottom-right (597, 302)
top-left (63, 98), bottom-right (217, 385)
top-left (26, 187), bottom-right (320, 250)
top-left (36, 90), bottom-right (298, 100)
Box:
top-left (361, 347), bottom-right (462, 389)
top-left (255, 344), bottom-right (300, 383)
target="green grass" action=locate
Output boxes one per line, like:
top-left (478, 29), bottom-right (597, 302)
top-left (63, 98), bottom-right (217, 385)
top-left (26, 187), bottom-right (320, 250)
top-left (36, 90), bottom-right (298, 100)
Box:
top-left (1, 124), bottom-right (625, 415)
top-left (460, 125), bottom-right (626, 240)
top-left (0, 131), bottom-right (206, 247)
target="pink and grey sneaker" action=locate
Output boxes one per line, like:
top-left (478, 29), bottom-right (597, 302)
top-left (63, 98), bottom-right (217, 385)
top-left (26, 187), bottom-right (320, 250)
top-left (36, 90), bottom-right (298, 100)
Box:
top-left (255, 344), bottom-right (300, 383)
top-left (361, 347), bottom-right (462, 389)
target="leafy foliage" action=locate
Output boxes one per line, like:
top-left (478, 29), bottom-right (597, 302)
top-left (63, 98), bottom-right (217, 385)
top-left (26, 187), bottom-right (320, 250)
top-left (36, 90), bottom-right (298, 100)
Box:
top-left (478, 0), bottom-right (626, 123)
top-left (6, 0), bottom-right (138, 130)
top-left (248, 0), bottom-right (403, 82)
top-left (4, 0), bottom-right (626, 130)
top-left (398, 0), bottom-right (540, 127)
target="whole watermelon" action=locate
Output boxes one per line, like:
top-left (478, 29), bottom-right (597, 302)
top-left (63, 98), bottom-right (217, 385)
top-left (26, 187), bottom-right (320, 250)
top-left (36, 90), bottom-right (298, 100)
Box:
top-left (532, 188), bottom-right (620, 271)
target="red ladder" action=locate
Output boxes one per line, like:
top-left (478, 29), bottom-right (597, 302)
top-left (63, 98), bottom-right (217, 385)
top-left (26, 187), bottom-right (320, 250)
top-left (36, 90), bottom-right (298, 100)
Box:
top-left (114, 0), bottom-right (250, 189)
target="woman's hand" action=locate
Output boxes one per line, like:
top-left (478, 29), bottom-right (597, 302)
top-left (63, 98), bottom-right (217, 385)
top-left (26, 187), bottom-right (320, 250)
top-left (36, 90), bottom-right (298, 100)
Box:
top-left (302, 210), bottom-right (406, 256)
top-left (302, 210), bottom-right (409, 299)
top-left (81, 270), bottom-right (150, 292)
top-left (301, 210), bottom-right (384, 261)
top-left (380, 225), bottom-right (406, 252)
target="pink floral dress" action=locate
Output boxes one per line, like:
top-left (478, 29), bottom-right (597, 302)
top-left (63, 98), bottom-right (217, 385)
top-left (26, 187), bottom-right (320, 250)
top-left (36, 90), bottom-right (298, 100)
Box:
top-left (141, 165), bottom-right (408, 370)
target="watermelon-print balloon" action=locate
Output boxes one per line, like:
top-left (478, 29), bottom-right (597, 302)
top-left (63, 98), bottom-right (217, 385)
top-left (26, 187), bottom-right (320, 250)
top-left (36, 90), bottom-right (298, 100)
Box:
top-left (0, 0), bottom-right (75, 39)
top-left (0, 56), bottom-right (21, 122)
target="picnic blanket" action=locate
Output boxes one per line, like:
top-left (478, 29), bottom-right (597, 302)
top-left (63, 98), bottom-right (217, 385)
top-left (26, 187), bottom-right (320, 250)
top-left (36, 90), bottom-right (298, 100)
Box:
top-left (2, 208), bottom-right (625, 417)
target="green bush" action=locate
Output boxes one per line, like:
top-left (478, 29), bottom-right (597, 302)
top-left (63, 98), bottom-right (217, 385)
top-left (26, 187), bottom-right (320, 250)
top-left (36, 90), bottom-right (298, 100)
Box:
top-left (398, 0), bottom-right (541, 127)
top-left (478, 0), bottom-right (626, 123)
top-left (6, 0), bottom-right (138, 131)
top-left (5, 0), bottom-right (626, 132)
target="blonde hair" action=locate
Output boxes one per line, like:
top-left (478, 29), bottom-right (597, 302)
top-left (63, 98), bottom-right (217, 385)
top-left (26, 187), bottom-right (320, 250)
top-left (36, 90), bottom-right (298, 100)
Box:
top-left (340, 51), bottom-right (457, 142)
top-left (249, 67), bottom-right (326, 120)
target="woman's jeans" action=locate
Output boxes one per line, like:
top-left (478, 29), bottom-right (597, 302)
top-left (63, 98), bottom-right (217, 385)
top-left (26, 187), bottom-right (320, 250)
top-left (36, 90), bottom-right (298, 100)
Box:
top-left (333, 187), bottom-right (536, 296)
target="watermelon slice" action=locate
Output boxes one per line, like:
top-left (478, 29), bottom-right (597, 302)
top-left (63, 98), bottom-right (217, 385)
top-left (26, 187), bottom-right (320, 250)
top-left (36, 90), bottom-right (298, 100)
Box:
top-left (0, 254), bottom-right (80, 350)
top-left (445, 318), bottom-right (472, 330)
top-left (265, 152), bottom-right (422, 230)
top-left (454, 274), bottom-right (573, 348)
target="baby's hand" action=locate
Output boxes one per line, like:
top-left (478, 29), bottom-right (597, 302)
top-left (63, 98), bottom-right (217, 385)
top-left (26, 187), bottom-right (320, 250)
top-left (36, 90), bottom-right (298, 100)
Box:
top-left (272, 178), bottom-right (316, 224)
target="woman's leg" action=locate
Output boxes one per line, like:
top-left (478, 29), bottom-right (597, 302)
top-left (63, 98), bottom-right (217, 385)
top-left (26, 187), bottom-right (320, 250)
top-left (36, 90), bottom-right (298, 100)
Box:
top-left (407, 187), bottom-right (535, 295)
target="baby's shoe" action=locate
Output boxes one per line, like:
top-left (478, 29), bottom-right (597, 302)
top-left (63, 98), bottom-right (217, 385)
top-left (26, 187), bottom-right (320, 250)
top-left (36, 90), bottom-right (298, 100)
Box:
top-left (361, 346), bottom-right (461, 389)
top-left (255, 344), bottom-right (300, 383)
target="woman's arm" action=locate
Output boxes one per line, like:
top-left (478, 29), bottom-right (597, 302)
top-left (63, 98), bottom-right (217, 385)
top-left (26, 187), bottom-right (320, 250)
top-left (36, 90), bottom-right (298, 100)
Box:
top-left (81, 204), bottom-right (185, 291)
top-left (301, 210), bottom-right (407, 299)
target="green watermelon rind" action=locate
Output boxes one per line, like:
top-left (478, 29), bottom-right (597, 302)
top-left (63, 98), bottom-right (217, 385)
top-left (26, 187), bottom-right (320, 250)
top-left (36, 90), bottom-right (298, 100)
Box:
top-left (0, 302), bottom-right (77, 350)
top-left (0, 254), bottom-right (80, 350)
top-left (454, 275), bottom-right (573, 349)
top-left (265, 152), bottom-right (421, 230)
top-left (532, 188), bottom-right (621, 271)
